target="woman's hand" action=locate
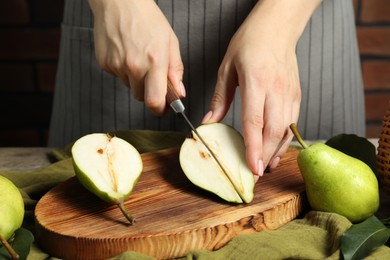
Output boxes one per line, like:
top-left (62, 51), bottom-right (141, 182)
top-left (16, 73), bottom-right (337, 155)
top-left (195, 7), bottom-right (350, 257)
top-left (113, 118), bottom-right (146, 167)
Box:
top-left (203, 0), bottom-right (322, 179)
top-left (88, 0), bottom-right (185, 115)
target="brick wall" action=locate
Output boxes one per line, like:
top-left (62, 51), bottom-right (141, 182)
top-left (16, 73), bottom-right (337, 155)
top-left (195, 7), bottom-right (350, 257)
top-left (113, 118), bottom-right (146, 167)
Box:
top-left (356, 0), bottom-right (390, 138)
top-left (0, 0), bottom-right (389, 147)
top-left (0, 0), bottom-right (63, 146)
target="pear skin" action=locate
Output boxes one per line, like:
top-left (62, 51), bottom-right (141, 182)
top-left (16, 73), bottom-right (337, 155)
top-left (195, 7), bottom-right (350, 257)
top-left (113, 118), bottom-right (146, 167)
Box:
top-left (0, 176), bottom-right (24, 259)
top-left (0, 176), bottom-right (24, 240)
top-left (298, 143), bottom-right (379, 223)
top-left (290, 124), bottom-right (379, 223)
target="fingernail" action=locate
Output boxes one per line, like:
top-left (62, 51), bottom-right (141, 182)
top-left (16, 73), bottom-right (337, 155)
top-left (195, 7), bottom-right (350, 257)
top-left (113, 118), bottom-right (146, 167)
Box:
top-left (256, 160), bottom-right (264, 177)
top-left (270, 156), bottom-right (280, 169)
top-left (180, 81), bottom-right (186, 97)
top-left (201, 110), bottom-right (213, 124)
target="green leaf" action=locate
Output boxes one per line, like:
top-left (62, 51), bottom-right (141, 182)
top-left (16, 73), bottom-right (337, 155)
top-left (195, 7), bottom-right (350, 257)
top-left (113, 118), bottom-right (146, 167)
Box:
top-left (341, 215), bottom-right (390, 260)
top-left (325, 134), bottom-right (377, 174)
top-left (0, 228), bottom-right (34, 260)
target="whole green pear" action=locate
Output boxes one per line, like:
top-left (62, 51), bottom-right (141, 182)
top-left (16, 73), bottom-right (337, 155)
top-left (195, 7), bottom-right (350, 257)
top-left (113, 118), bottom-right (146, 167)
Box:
top-left (290, 124), bottom-right (379, 223)
top-left (0, 176), bottom-right (24, 241)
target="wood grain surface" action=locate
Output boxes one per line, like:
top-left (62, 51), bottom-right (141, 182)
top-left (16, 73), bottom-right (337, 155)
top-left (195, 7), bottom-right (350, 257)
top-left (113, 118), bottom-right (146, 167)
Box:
top-left (34, 147), bottom-right (305, 260)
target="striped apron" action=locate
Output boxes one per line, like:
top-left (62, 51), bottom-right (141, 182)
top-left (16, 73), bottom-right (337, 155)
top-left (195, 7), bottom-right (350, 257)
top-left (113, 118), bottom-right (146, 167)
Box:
top-left (48, 0), bottom-right (365, 147)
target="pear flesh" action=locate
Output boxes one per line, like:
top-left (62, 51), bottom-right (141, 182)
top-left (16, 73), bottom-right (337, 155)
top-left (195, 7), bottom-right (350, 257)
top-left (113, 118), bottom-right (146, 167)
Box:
top-left (298, 143), bottom-right (379, 223)
top-left (179, 123), bottom-right (255, 203)
top-left (72, 133), bottom-right (143, 224)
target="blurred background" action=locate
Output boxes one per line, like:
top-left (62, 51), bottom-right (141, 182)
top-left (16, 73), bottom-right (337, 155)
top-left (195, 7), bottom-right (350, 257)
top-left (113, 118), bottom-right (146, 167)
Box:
top-left (0, 0), bottom-right (389, 147)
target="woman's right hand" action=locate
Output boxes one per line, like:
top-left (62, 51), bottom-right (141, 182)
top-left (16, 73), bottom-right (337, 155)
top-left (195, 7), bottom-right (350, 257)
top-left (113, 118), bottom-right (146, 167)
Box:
top-left (88, 0), bottom-right (185, 115)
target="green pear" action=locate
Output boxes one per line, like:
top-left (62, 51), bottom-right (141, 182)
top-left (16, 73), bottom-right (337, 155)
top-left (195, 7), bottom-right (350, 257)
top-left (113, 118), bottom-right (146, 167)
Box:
top-left (72, 133), bottom-right (143, 224)
top-left (179, 123), bottom-right (255, 203)
top-left (290, 124), bottom-right (379, 223)
top-left (0, 175), bottom-right (24, 259)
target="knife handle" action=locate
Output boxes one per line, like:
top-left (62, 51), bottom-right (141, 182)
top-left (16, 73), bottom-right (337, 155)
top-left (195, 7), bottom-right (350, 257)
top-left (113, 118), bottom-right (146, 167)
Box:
top-left (166, 80), bottom-right (180, 104)
top-left (166, 80), bottom-right (185, 114)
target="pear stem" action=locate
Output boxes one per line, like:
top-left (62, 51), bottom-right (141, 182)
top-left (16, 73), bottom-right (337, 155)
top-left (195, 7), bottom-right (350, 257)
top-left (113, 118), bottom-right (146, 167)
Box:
top-left (0, 234), bottom-right (19, 260)
top-left (118, 201), bottom-right (135, 225)
top-left (289, 123), bottom-right (308, 149)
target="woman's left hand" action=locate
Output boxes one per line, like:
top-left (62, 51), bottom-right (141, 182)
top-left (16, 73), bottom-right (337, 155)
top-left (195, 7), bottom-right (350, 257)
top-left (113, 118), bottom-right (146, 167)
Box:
top-left (203, 0), bottom-right (322, 179)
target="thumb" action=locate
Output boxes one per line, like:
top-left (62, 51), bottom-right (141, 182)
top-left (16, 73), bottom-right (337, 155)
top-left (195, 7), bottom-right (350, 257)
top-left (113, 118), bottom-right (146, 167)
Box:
top-left (202, 66), bottom-right (237, 123)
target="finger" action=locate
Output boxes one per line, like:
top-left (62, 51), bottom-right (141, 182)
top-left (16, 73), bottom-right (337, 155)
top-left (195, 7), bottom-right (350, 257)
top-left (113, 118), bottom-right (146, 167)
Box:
top-left (124, 56), bottom-right (149, 101)
top-left (261, 83), bottom-right (285, 169)
top-left (268, 131), bottom-right (293, 170)
top-left (103, 57), bottom-right (129, 87)
top-left (111, 60), bottom-right (130, 87)
top-left (268, 78), bottom-right (301, 169)
top-left (144, 67), bottom-right (168, 115)
top-left (98, 41), bottom-right (126, 78)
top-left (118, 74), bottom-right (130, 87)
top-left (128, 75), bottom-right (145, 101)
top-left (108, 55), bottom-right (131, 87)
top-left (240, 77), bottom-right (266, 176)
top-left (268, 104), bottom-right (298, 170)
top-left (168, 34), bottom-right (185, 98)
top-left (99, 57), bottom-right (116, 77)
top-left (93, 29), bottom-right (111, 75)
top-left (202, 62), bottom-right (237, 123)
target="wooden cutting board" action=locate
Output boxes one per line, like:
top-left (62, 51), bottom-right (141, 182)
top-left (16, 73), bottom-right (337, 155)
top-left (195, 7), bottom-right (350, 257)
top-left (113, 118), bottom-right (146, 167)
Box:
top-left (35, 147), bottom-right (305, 260)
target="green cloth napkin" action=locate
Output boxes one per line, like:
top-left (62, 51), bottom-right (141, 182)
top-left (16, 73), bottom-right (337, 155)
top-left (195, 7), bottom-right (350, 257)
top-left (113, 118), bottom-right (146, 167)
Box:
top-left (1, 130), bottom-right (389, 260)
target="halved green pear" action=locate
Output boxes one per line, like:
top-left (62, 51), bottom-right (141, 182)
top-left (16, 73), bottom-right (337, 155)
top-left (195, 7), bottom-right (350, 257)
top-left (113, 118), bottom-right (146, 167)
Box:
top-left (72, 133), bottom-right (143, 224)
top-left (179, 123), bottom-right (255, 203)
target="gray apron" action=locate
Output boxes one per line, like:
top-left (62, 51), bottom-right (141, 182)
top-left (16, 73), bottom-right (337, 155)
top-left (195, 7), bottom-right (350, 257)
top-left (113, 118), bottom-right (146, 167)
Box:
top-left (48, 0), bottom-right (365, 147)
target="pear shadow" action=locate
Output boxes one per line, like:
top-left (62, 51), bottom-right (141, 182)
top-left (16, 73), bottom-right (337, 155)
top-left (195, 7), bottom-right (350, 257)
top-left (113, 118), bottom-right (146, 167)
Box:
top-left (148, 149), bottom-right (235, 206)
top-left (43, 177), bottom-right (132, 226)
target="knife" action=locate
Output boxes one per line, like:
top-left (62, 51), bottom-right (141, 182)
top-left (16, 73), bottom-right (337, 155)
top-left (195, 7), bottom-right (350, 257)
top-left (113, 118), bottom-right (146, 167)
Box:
top-left (165, 81), bottom-right (226, 174)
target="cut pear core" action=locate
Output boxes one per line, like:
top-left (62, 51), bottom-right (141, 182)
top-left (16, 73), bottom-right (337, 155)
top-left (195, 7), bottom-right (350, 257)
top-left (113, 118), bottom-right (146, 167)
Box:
top-left (72, 133), bottom-right (143, 224)
top-left (180, 123), bottom-right (255, 203)
top-left (72, 133), bottom-right (143, 205)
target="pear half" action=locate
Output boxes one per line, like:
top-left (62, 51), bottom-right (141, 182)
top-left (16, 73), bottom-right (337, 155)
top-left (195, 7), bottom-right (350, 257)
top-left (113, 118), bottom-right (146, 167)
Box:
top-left (179, 123), bottom-right (255, 203)
top-left (72, 133), bottom-right (143, 224)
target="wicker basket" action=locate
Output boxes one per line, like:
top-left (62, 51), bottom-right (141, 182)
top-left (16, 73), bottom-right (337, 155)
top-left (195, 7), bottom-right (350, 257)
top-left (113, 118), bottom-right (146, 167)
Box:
top-left (377, 101), bottom-right (390, 192)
